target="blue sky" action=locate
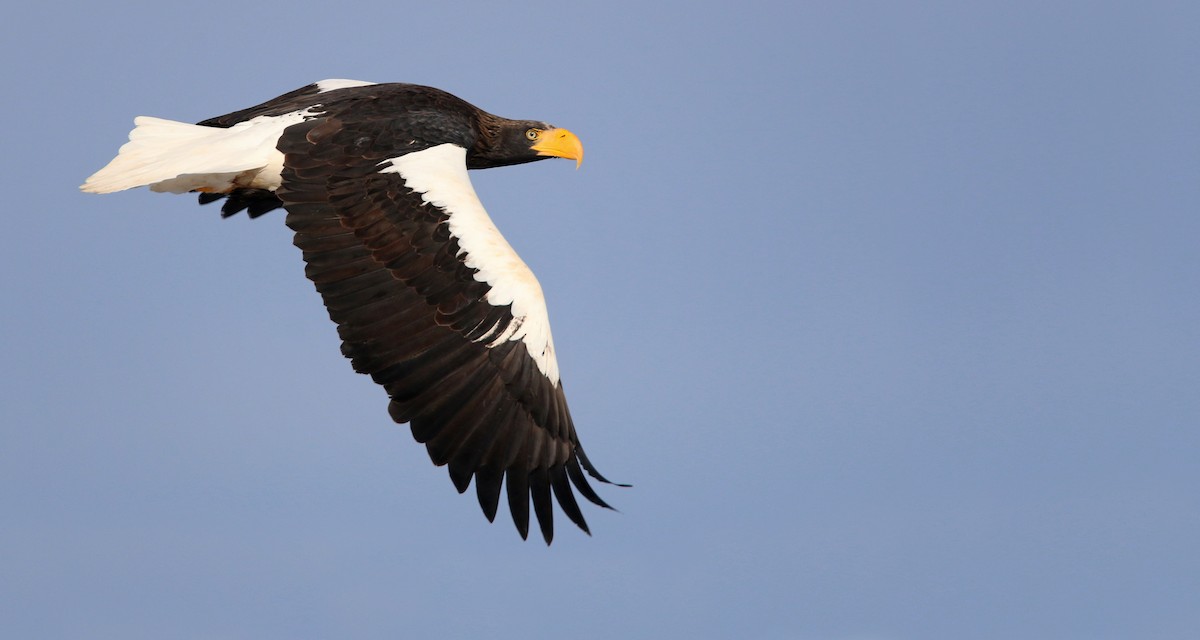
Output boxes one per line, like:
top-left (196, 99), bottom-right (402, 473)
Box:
top-left (3, 2), bottom-right (1198, 639)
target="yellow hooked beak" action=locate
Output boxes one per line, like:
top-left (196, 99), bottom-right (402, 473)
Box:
top-left (531, 128), bottom-right (584, 168)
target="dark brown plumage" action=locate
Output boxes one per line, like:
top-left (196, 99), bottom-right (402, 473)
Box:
top-left (82, 81), bottom-right (622, 543)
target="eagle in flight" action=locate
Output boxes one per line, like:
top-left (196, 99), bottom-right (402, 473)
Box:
top-left (82, 80), bottom-right (623, 544)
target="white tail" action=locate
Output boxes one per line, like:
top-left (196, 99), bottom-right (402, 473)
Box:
top-left (80, 110), bottom-right (312, 195)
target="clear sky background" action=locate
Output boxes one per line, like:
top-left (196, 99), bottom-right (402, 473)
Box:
top-left (2, 2), bottom-right (1197, 639)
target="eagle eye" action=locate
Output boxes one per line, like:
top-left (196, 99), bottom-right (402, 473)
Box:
top-left (525, 128), bottom-right (541, 141)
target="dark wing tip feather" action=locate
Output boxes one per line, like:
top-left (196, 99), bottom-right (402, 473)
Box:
top-left (474, 467), bottom-right (505, 522)
top-left (576, 445), bottom-right (632, 488)
top-left (566, 456), bottom-right (617, 511)
top-left (505, 469), bottom-right (531, 540)
top-left (550, 464), bottom-right (591, 535)
top-left (530, 467), bottom-right (554, 544)
top-left (448, 460), bottom-right (473, 494)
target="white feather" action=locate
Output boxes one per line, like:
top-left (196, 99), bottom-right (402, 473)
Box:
top-left (80, 110), bottom-right (314, 195)
top-left (315, 78), bottom-right (376, 93)
top-left (380, 144), bottom-right (561, 385)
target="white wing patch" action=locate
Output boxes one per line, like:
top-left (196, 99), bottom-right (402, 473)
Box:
top-left (315, 79), bottom-right (377, 92)
top-left (380, 144), bottom-right (561, 386)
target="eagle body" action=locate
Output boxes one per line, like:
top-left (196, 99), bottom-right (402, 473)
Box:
top-left (82, 80), bottom-right (618, 543)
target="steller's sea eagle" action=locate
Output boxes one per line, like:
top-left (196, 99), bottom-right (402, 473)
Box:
top-left (81, 79), bottom-right (624, 544)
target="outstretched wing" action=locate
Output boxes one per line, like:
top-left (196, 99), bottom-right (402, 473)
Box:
top-left (275, 115), bottom-right (616, 543)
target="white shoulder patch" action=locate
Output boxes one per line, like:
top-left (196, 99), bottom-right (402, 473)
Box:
top-left (379, 144), bottom-right (561, 386)
top-left (315, 79), bottom-right (377, 93)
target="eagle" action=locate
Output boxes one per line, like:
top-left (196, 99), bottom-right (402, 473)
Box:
top-left (81, 79), bottom-right (622, 544)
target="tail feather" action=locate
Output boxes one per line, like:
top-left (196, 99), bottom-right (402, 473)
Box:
top-left (80, 113), bottom-right (301, 195)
